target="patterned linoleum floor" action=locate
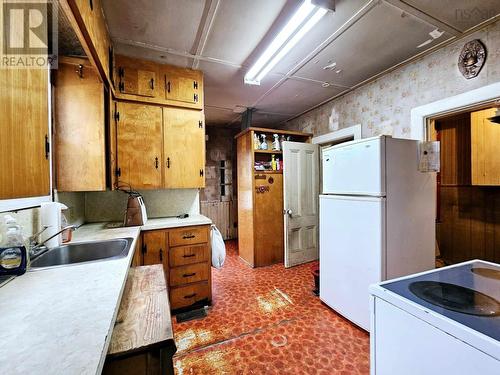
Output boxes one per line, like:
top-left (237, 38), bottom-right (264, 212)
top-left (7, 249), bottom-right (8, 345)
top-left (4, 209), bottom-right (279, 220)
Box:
top-left (172, 241), bottom-right (370, 374)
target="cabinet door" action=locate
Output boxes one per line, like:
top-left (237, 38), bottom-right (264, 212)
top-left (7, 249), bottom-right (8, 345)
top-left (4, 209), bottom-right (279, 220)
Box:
top-left (163, 108), bottom-right (205, 188)
top-left (471, 108), bottom-right (500, 185)
top-left (119, 67), bottom-right (156, 97)
top-left (116, 102), bottom-right (162, 189)
top-left (142, 230), bottom-right (167, 266)
top-left (55, 59), bottom-right (105, 191)
top-left (0, 68), bottom-right (50, 199)
top-left (163, 66), bottom-right (203, 108)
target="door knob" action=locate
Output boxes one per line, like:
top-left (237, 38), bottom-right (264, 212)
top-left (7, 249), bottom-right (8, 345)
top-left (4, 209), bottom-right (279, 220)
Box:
top-left (284, 209), bottom-right (293, 216)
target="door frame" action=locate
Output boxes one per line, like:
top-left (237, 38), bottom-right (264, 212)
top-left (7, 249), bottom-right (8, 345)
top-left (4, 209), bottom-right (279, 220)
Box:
top-left (411, 81), bottom-right (500, 141)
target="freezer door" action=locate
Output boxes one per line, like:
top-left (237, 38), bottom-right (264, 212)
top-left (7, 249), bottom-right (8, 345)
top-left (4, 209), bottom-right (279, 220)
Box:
top-left (322, 137), bottom-right (385, 196)
top-left (319, 195), bottom-right (385, 331)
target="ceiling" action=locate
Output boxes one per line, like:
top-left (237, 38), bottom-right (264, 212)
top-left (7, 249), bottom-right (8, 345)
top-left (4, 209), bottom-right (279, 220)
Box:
top-left (102, 0), bottom-right (500, 127)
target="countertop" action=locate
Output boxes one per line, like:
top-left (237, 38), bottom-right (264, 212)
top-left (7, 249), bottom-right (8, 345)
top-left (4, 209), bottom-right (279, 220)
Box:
top-left (0, 214), bottom-right (211, 375)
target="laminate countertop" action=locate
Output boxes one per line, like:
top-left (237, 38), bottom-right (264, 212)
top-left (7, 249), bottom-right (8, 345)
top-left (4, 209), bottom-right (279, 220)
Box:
top-left (0, 214), bottom-right (211, 375)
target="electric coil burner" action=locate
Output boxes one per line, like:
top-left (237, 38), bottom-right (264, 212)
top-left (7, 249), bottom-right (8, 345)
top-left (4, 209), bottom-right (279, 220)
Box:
top-left (409, 281), bottom-right (500, 317)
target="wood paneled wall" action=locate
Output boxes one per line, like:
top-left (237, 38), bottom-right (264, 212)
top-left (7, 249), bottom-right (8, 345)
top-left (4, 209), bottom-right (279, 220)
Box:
top-left (436, 113), bottom-right (500, 264)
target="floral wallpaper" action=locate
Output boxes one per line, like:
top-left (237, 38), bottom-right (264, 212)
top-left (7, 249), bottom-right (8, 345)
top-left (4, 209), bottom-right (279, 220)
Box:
top-left (284, 20), bottom-right (500, 139)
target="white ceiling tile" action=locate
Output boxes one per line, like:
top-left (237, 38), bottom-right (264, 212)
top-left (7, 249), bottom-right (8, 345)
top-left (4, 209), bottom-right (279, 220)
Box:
top-left (294, 2), bottom-right (451, 87)
top-left (256, 78), bottom-right (345, 116)
top-left (198, 60), bottom-right (284, 110)
top-left (269, 0), bottom-right (370, 76)
top-left (114, 42), bottom-right (193, 67)
top-left (205, 105), bottom-right (240, 126)
top-left (202, 0), bottom-right (287, 65)
top-left (402, 0), bottom-right (500, 32)
top-left (102, 0), bottom-right (205, 53)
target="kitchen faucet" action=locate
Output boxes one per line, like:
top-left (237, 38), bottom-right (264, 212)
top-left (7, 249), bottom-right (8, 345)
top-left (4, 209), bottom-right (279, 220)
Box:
top-left (29, 225), bottom-right (78, 259)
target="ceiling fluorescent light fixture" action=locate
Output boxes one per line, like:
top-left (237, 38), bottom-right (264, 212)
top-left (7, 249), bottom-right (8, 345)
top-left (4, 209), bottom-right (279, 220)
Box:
top-left (244, 0), bottom-right (327, 85)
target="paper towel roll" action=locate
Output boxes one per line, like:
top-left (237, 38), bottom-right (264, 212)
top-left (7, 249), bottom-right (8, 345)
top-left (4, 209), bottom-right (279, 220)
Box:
top-left (40, 202), bottom-right (67, 249)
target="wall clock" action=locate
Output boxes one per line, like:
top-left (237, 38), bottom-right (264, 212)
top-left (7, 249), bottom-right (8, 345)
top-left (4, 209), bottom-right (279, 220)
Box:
top-left (458, 39), bottom-right (486, 79)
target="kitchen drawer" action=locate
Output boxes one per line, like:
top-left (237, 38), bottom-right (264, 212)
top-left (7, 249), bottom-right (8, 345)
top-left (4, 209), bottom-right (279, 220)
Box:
top-left (169, 262), bottom-right (208, 287)
top-left (170, 282), bottom-right (210, 310)
top-left (169, 244), bottom-right (209, 267)
top-left (169, 225), bottom-right (208, 247)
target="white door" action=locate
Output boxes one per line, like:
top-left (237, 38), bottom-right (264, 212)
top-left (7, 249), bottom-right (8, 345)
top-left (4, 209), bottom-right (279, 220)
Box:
top-left (319, 195), bottom-right (385, 331)
top-left (322, 137), bottom-right (385, 196)
top-left (283, 141), bottom-right (319, 268)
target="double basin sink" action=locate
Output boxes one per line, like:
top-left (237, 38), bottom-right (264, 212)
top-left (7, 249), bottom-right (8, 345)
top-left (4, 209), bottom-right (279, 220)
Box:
top-left (30, 238), bottom-right (133, 270)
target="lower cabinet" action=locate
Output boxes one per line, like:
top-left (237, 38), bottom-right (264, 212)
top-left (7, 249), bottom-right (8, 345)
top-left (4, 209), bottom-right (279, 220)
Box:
top-left (139, 225), bottom-right (212, 311)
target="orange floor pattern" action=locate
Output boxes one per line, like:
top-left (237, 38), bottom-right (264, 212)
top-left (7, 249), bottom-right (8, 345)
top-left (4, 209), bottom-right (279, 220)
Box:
top-left (172, 241), bottom-right (370, 374)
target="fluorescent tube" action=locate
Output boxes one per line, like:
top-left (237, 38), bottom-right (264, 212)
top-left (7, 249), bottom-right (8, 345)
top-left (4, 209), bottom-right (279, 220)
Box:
top-left (244, 0), bottom-right (319, 85)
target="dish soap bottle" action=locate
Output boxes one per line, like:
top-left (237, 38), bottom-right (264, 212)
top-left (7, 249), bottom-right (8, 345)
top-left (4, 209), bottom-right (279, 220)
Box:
top-left (271, 155), bottom-right (277, 171)
top-left (0, 215), bottom-right (28, 276)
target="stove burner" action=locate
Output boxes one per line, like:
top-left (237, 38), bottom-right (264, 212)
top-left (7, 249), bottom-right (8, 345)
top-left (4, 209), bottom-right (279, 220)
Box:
top-left (471, 267), bottom-right (500, 280)
top-left (409, 281), bottom-right (500, 317)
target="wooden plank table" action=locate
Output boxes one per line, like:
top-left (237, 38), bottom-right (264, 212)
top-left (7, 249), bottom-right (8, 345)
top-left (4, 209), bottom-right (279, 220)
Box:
top-left (103, 265), bottom-right (176, 375)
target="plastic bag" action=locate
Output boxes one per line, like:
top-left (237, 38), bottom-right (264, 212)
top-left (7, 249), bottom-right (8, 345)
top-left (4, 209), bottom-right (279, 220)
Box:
top-left (211, 225), bottom-right (226, 269)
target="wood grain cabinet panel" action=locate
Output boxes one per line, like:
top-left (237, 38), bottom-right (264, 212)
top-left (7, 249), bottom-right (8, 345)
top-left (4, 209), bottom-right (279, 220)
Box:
top-left (169, 282), bottom-right (210, 310)
top-left (115, 55), bottom-right (159, 98)
top-left (471, 108), bottom-right (500, 185)
top-left (116, 102), bottom-right (162, 190)
top-left (142, 230), bottom-right (167, 266)
top-left (55, 58), bottom-right (106, 192)
top-left (163, 107), bottom-right (205, 188)
top-left (0, 67), bottom-right (50, 199)
top-left (169, 244), bottom-right (209, 267)
top-left (162, 65), bottom-right (203, 109)
top-left (169, 263), bottom-right (209, 286)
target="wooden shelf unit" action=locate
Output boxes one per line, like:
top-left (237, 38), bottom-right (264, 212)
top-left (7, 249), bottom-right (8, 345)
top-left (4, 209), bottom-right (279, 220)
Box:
top-left (236, 127), bottom-right (312, 267)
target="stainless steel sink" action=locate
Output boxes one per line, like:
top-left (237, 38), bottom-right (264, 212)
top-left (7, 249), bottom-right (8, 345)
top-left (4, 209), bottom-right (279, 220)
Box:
top-left (30, 238), bottom-right (133, 269)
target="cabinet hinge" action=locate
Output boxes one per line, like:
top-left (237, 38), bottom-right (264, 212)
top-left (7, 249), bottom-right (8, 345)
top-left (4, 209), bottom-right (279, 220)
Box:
top-left (142, 244), bottom-right (147, 254)
top-left (116, 167), bottom-right (121, 177)
top-left (198, 120), bottom-right (203, 128)
top-left (200, 169), bottom-right (204, 177)
top-left (118, 67), bottom-right (124, 78)
top-left (193, 81), bottom-right (198, 89)
top-left (118, 81), bottom-right (124, 92)
top-left (114, 110), bottom-right (120, 122)
top-left (89, 0), bottom-right (93, 11)
top-left (194, 93), bottom-right (198, 103)
top-left (44, 135), bottom-right (50, 160)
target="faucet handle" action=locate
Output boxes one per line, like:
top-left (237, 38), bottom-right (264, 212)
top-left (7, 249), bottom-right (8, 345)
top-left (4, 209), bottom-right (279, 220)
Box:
top-left (29, 226), bottom-right (49, 244)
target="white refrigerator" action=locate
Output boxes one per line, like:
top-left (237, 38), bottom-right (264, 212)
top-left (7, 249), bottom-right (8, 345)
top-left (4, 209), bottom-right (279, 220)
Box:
top-left (319, 136), bottom-right (436, 331)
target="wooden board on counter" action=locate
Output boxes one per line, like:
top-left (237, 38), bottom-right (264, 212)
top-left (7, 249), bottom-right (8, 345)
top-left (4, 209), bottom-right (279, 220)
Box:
top-left (107, 264), bottom-right (174, 356)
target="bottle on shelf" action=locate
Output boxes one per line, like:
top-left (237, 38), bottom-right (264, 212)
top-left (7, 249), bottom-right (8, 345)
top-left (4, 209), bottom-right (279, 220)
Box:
top-left (254, 133), bottom-right (260, 150)
top-left (260, 134), bottom-right (268, 150)
top-left (280, 134), bottom-right (286, 150)
top-left (271, 155), bottom-right (277, 171)
top-left (276, 157), bottom-right (280, 171)
top-left (272, 134), bottom-right (280, 151)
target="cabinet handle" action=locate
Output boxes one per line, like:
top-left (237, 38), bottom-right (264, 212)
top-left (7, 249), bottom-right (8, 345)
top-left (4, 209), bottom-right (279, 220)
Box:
top-left (159, 248), bottom-right (163, 262)
top-left (184, 293), bottom-right (197, 299)
top-left (89, 0), bottom-right (93, 11)
top-left (182, 235), bottom-right (195, 239)
top-left (44, 135), bottom-right (50, 159)
top-left (183, 273), bottom-right (196, 278)
top-left (150, 78), bottom-right (154, 90)
top-left (166, 157), bottom-right (170, 168)
top-left (182, 254), bottom-right (196, 258)
top-left (166, 80), bottom-right (171, 93)
top-left (155, 157), bottom-right (159, 169)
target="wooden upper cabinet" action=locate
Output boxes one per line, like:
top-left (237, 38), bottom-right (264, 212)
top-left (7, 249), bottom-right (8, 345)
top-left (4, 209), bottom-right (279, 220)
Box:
top-left (55, 58), bottom-right (106, 192)
top-left (162, 65), bottom-right (203, 109)
top-left (116, 102), bottom-right (163, 190)
top-left (0, 67), bottom-right (50, 199)
top-left (471, 108), bottom-right (500, 186)
top-left (142, 230), bottom-right (167, 266)
top-left (163, 108), bottom-right (205, 188)
top-left (115, 55), bottom-right (158, 98)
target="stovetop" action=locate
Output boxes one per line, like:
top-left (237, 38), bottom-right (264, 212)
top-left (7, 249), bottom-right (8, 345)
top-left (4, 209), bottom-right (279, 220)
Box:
top-left (383, 261), bottom-right (500, 341)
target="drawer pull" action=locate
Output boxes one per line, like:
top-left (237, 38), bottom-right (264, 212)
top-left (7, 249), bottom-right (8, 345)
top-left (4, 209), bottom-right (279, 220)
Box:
top-left (182, 253), bottom-right (196, 258)
top-left (182, 235), bottom-right (196, 239)
top-left (183, 273), bottom-right (196, 278)
top-left (184, 293), bottom-right (197, 299)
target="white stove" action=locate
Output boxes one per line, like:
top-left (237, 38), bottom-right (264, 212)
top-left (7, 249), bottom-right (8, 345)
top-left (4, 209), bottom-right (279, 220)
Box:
top-left (370, 260), bottom-right (500, 375)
